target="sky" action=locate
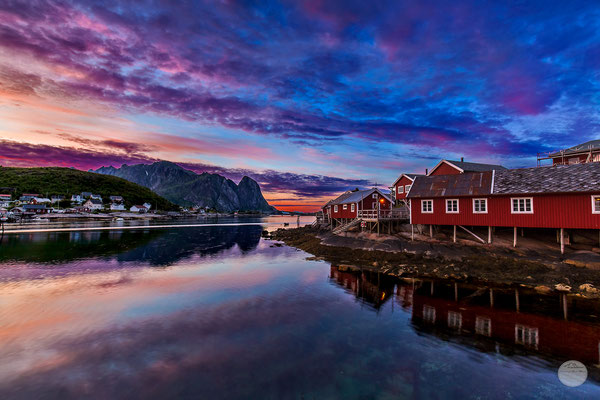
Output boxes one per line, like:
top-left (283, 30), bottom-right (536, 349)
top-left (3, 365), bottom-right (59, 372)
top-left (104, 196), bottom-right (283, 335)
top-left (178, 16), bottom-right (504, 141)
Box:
top-left (0, 0), bottom-right (599, 211)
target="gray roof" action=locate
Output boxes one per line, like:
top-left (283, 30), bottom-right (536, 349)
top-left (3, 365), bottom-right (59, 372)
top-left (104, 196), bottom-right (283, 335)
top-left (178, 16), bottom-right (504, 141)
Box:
top-left (444, 160), bottom-right (507, 173)
top-left (324, 188), bottom-right (391, 206)
top-left (23, 204), bottom-right (47, 210)
top-left (493, 163), bottom-right (600, 194)
top-left (86, 198), bottom-right (103, 205)
top-left (549, 140), bottom-right (600, 157)
top-left (407, 172), bottom-right (493, 198)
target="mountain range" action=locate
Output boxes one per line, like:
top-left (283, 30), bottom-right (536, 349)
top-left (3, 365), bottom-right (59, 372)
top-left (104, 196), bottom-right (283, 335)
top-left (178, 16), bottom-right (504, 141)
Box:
top-left (94, 161), bottom-right (276, 213)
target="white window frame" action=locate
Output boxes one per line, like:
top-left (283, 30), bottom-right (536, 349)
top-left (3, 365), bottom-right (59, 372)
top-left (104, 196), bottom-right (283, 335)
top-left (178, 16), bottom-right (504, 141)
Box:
top-left (405, 184), bottom-right (411, 193)
top-left (423, 305), bottom-right (436, 323)
top-left (351, 203), bottom-right (355, 212)
top-left (397, 186), bottom-right (404, 194)
top-left (447, 311), bottom-right (462, 330)
top-left (445, 199), bottom-right (459, 214)
top-left (473, 198), bottom-right (488, 214)
top-left (475, 316), bottom-right (492, 337)
top-left (421, 199), bottom-right (433, 214)
top-left (515, 324), bottom-right (539, 349)
top-left (592, 195), bottom-right (600, 214)
top-left (343, 204), bottom-right (347, 210)
top-left (511, 197), bottom-right (534, 214)
top-left (334, 205), bottom-right (338, 212)
top-left (372, 193), bottom-right (378, 199)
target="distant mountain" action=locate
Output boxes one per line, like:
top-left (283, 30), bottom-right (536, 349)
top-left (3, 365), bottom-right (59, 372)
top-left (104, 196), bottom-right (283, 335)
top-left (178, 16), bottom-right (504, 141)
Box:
top-left (0, 166), bottom-right (178, 210)
top-left (94, 161), bottom-right (277, 213)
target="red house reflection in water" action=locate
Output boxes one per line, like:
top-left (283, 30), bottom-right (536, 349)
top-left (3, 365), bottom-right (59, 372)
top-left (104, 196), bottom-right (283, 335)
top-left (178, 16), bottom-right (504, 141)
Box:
top-left (330, 266), bottom-right (600, 368)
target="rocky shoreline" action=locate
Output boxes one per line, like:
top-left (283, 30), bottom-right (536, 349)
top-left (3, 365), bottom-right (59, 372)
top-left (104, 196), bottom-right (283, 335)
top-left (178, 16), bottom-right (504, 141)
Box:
top-left (270, 226), bottom-right (600, 298)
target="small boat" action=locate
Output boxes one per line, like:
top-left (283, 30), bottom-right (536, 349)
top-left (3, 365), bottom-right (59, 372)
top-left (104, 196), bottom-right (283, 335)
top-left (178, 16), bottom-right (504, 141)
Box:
top-left (114, 217), bottom-right (124, 221)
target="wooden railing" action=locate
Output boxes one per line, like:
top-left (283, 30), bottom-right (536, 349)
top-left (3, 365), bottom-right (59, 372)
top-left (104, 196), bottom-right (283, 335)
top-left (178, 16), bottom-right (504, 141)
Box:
top-left (358, 208), bottom-right (408, 220)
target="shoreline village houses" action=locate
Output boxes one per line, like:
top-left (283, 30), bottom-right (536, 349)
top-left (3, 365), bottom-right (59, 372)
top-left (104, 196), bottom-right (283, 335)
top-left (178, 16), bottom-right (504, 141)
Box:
top-left (322, 188), bottom-right (392, 226)
top-left (130, 205), bottom-right (148, 213)
top-left (407, 162), bottom-right (600, 253)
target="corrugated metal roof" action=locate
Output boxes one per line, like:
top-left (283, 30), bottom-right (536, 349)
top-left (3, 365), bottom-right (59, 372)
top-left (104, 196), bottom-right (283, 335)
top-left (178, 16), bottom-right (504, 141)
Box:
top-left (549, 140), bottom-right (600, 157)
top-left (407, 171), bottom-right (493, 198)
top-left (493, 163), bottom-right (600, 194)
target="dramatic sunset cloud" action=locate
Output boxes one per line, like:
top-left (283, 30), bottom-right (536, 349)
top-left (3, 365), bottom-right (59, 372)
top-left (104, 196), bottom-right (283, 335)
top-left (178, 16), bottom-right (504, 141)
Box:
top-left (0, 0), bottom-right (599, 210)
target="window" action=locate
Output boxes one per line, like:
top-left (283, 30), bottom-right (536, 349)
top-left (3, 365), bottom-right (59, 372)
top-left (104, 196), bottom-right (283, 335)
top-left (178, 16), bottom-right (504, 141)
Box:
top-left (405, 184), bottom-right (411, 193)
top-left (473, 198), bottom-right (488, 213)
top-left (343, 204), bottom-right (347, 210)
top-left (421, 200), bottom-right (433, 213)
top-left (593, 153), bottom-right (600, 162)
top-left (592, 196), bottom-right (600, 214)
top-left (511, 198), bottom-right (533, 214)
top-left (334, 205), bottom-right (338, 212)
top-left (515, 325), bottom-right (538, 348)
top-left (351, 203), bottom-right (355, 212)
top-left (448, 311), bottom-right (462, 330)
top-left (397, 186), bottom-right (404, 194)
top-left (475, 317), bottom-right (492, 336)
top-left (568, 157), bottom-right (580, 165)
top-left (423, 305), bottom-right (436, 323)
top-left (372, 193), bottom-right (378, 199)
top-left (446, 199), bottom-right (459, 213)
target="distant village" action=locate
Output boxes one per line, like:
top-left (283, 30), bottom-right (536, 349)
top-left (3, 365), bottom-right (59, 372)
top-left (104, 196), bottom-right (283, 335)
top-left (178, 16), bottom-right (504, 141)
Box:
top-left (0, 191), bottom-right (154, 220)
top-left (319, 139), bottom-right (600, 256)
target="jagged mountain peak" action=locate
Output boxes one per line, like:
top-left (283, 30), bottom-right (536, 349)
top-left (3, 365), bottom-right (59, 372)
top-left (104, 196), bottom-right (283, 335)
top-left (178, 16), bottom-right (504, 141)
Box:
top-left (94, 162), bottom-right (276, 213)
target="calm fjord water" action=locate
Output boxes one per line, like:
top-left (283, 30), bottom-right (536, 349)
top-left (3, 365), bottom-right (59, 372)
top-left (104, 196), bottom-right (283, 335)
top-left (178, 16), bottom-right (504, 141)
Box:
top-left (1, 217), bottom-right (599, 399)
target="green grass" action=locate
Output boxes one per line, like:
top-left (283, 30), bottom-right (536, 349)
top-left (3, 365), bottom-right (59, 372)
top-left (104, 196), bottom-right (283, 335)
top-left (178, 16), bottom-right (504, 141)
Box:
top-left (0, 166), bottom-right (179, 211)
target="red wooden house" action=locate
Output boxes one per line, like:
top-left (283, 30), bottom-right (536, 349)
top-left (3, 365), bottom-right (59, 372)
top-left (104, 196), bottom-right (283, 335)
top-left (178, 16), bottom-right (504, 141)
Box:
top-left (391, 174), bottom-right (423, 205)
top-left (322, 188), bottom-right (392, 225)
top-left (407, 162), bottom-right (600, 252)
top-left (427, 159), bottom-right (506, 176)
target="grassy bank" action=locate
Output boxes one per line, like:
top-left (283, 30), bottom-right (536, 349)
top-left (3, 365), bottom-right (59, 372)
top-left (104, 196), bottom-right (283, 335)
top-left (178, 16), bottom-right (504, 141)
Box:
top-left (272, 226), bottom-right (600, 298)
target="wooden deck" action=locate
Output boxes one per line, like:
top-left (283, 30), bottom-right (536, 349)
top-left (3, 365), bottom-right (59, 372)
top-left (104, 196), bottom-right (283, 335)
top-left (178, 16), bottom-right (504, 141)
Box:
top-left (358, 208), bottom-right (409, 221)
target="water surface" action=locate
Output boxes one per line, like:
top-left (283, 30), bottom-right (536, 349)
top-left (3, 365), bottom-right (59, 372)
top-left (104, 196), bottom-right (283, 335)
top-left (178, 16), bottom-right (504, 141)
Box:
top-left (1, 217), bottom-right (599, 399)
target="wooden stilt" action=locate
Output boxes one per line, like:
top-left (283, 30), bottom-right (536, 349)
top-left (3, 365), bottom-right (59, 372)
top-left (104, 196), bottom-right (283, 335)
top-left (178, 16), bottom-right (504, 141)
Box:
top-left (521, 228), bottom-right (524, 237)
top-left (515, 288), bottom-right (520, 312)
top-left (429, 224), bottom-right (433, 238)
top-left (454, 282), bottom-right (458, 301)
top-left (489, 288), bottom-right (494, 308)
top-left (411, 224), bottom-right (414, 241)
top-left (557, 229), bottom-right (560, 243)
top-left (430, 281), bottom-right (434, 296)
top-left (560, 227), bottom-right (565, 254)
top-left (562, 293), bottom-right (568, 320)
top-left (513, 227), bottom-right (517, 248)
top-left (487, 226), bottom-right (492, 244)
top-left (453, 225), bottom-right (457, 243)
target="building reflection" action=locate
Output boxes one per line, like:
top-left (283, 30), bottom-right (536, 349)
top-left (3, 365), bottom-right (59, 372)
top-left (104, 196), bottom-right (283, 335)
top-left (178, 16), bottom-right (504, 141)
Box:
top-left (330, 265), bottom-right (600, 368)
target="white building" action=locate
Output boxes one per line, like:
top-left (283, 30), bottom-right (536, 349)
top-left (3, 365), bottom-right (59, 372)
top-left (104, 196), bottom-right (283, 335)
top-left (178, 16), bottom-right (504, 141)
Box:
top-left (84, 198), bottom-right (104, 210)
top-left (110, 203), bottom-right (126, 211)
top-left (130, 205), bottom-right (148, 213)
top-left (71, 194), bottom-right (82, 203)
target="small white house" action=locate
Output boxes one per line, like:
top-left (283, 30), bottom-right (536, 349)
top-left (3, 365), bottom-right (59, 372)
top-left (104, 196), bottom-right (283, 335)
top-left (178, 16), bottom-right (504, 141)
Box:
top-left (130, 205), bottom-right (148, 213)
top-left (110, 203), bottom-right (126, 211)
top-left (143, 202), bottom-right (151, 211)
top-left (71, 194), bottom-right (82, 203)
top-left (84, 198), bottom-right (104, 210)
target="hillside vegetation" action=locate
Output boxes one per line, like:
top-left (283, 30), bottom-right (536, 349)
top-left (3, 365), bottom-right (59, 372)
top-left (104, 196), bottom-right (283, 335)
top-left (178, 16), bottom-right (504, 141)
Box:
top-left (0, 166), bottom-right (178, 211)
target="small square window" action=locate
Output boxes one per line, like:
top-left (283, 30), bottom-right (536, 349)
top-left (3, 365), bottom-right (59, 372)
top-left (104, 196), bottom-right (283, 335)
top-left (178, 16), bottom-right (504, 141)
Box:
top-left (511, 198), bottom-right (533, 214)
top-left (473, 198), bottom-right (487, 213)
top-left (475, 316), bottom-right (492, 336)
top-left (448, 311), bottom-right (462, 330)
top-left (397, 186), bottom-right (404, 194)
top-left (334, 205), bottom-right (338, 212)
top-left (446, 199), bottom-right (459, 213)
top-left (592, 196), bottom-right (600, 214)
top-left (423, 305), bottom-right (436, 323)
top-left (343, 204), bottom-right (347, 210)
top-left (351, 203), bottom-right (355, 212)
top-left (421, 200), bottom-right (433, 213)
top-left (372, 193), bottom-right (378, 199)
top-left (405, 184), bottom-right (411, 192)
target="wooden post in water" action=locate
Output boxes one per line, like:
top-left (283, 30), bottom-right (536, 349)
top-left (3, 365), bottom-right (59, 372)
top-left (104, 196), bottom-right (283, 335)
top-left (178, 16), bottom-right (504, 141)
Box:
top-left (513, 227), bottom-right (517, 248)
top-left (453, 225), bottom-right (457, 243)
top-left (454, 282), bottom-right (458, 301)
top-left (515, 288), bottom-right (520, 312)
top-left (430, 281), bottom-right (434, 296)
top-left (560, 228), bottom-right (565, 254)
top-left (489, 288), bottom-right (494, 308)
